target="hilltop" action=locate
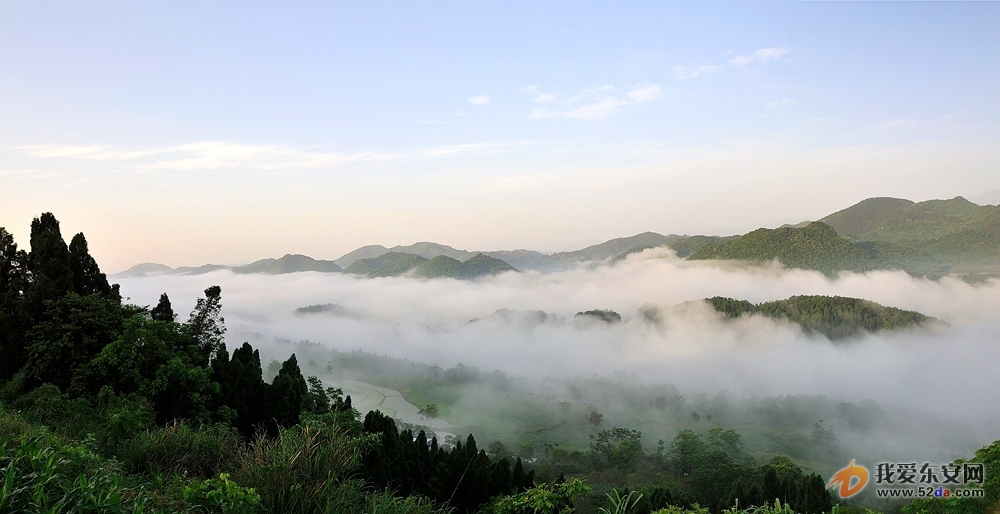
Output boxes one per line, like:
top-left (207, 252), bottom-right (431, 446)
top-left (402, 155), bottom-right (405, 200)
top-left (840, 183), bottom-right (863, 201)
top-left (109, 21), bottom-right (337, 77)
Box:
top-left (820, 196), bottom-right (995, 243)
top-left (687, 222), bottom-right (877, 275)
top-left (233, 254), bottom-right (342, 274)
top-left (410, 253), bottom-right (518, 279)
top-left (342, 252), bottom-right (429, 278)
top-left (706, 295), bottom-right (935, 340)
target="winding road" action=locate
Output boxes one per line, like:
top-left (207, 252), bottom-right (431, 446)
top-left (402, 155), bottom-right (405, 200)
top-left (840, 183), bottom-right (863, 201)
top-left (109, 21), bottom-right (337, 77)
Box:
top-left (324, 378), bottom-right (457, 441)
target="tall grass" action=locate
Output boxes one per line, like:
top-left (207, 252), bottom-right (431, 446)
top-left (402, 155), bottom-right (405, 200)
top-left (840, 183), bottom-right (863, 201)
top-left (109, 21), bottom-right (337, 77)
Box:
top-left (116, 421), bottom-right (241, 478)
top-left (0, 434), bottom-right (149, 513)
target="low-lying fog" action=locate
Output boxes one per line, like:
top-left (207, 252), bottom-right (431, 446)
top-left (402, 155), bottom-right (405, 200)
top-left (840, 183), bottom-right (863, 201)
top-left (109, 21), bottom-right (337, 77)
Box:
top-left (117, 248), bottom-right (1000, 441)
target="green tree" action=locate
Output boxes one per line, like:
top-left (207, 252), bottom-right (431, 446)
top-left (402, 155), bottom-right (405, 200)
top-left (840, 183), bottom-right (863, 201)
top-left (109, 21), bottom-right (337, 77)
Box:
top-left (418, 403), bottom-right (440, 420)
top-left (26, 213), bottom-right (74, 313)
top-left (0, 226), bottom-right (29, 379)
top-left (67, 232), bottom-right (116, 300)
top-left (267, 354), bottom-right (307, 428)
top-left (669, 429), bottom-right (707, 476)
top-left (77, 315), bottom-right (215, 423)
top-left (187, 285), bottom-right (225, 365)
top-left (150, 292), bottom-right (175, 322)
top-left (24, 293), bottom-right (123, 391)
top-left (591, 427), bottom-right (644, 473)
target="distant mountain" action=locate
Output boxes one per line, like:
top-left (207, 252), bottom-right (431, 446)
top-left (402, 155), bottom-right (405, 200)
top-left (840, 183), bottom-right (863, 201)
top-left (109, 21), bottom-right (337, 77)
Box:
top-left (550, 232), bottom-right (682, 263)
top-left (815, 197), bottom-right (1000, 276)
top-left (970, 188), bottom-right (1000, 206)
top-left (688, 222), bottom-right (876, 275)
top-left (112, 262), bottom-right (174, 278)
top-left (411, 253), bottom-right (518, 279)
top-left (820, 196), bottom-right (991, 243)
top-left (389, 242), bottom-right (475, 261)
top-left (482, 249), bottom-right (554, 272)
top-left (233, 254), bottom-right (342, 274)
top-left (172, 264), bottom-right (231, 275)
top-left (115, 195), bottom-right (999, 281)
top-left (343, 252), bottom-right (429, 278)
top-left (706, 295), bottom-right (935, 340)
top-left (668, 236), bottom-right (735, 259)
top-left (333, 245), bottom-right (390, 268)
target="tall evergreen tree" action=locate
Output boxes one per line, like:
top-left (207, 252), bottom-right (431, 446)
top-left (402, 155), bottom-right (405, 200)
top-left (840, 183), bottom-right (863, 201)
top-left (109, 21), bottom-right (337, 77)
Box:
top-left (187, 285), bottom-right (225, 365)
top-left (26, 213), bottom-right (74, 319)
top-left (68, 232), bottom-right (116, 299)
top-left (0, 227), bottom-right (29, 379)
top-left (214, 342), bottom-right (268, 436)
top-left (267, 354), bottom-right (307, 428)
top-left (150, 292), bottom-right (175, 322)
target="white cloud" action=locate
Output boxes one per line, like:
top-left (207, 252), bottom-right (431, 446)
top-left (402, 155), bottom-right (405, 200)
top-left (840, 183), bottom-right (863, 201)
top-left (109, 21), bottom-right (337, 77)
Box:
top-left (468, 95), bottom-right (492, 106)
top-left (765, 98), bottom-right (797, 108)
top-left (522, 85), bottom-right (556, 103)
top-left (525, 83), bottom-right (660, 121)
top-left (730, 47), bottom-right (792, 66)
top-left (627, 84), bottom-right (661, 103)
top-left (14, 140), bottom-right (529, 171)
top-left (881, 118), bottom-right (920, 128)
top-left (672, 65), bottom-right (723, 81)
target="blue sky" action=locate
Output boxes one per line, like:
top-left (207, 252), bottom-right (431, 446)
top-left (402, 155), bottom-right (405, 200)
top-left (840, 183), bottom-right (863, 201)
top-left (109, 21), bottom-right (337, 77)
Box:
top-left (1, 1), bottom-right (998, 271)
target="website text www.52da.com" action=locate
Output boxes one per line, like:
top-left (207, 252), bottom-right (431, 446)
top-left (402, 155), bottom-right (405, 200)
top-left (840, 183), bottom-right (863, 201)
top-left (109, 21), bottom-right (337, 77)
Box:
top-left (875, 487), bottom-right (985, 499)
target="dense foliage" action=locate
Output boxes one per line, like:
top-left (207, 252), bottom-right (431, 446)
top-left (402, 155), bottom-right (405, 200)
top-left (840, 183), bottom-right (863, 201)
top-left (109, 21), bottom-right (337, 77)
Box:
top-left (705, 296), bottom-right (933, 340)
top-left (688, 223), bottom-right (876, 276)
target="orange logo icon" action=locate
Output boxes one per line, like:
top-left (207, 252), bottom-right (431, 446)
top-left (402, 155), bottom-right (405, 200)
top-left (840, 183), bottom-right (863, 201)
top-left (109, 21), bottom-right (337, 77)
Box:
top-left (827, 460), bottom-right (870, 498)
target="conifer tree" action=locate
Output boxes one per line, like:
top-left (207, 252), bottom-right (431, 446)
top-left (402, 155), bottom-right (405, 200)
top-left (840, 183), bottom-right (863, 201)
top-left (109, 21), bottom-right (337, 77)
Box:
top-left (26, 213), bottom-right (74, 319)
top-left (187, 285), bottom-right (225, 365)
top-left (68, 232), bottom-right (116, 299)
top-left (267, 354), bottom-right (307, 427)
top-left (0, 227), bottom-right (29, 379)
top-left (150, 292), bottom-right (175, 321)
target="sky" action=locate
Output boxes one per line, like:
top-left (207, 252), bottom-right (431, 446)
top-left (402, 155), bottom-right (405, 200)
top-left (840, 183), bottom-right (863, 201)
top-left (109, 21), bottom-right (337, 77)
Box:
top-left (1, 1), bottom-right (998, 272)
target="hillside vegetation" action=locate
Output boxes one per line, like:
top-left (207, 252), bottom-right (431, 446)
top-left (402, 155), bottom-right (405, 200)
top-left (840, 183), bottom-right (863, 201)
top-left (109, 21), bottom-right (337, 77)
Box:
top-left (343, 251), bottom-right (429, 277)
top-left (688, 222), bottom-right (877, 275)
top-left (706, 295), bottom-right (934, 340)
top-left (411, 253), bottom-right (518, 279)
top-left (233, 254), bottom-right (343, 274)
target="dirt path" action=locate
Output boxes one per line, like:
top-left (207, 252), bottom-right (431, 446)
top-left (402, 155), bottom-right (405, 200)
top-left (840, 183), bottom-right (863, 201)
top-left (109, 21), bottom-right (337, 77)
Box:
top-left (325, 378), bottom-right (457, 441)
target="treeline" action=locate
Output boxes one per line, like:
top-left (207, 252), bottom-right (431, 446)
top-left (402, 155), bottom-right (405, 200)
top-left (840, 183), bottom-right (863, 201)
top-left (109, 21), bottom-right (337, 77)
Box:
top-left (705, 295), bottom-right (933, 340)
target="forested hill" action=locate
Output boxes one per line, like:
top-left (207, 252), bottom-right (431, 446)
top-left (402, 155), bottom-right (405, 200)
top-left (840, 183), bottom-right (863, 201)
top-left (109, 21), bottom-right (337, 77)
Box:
top-left (341, 251), bottom-right (518, 279)
top-left (411, 253), bottom-right (518, 278)
top-left (820, 196), bottom-right (997, 243)
top-left (687, 222), bottom-right (877, 275)
top-left (706, 295), bottom-right (935, 340)
top-left (342, 251), bottom-right (429, 277)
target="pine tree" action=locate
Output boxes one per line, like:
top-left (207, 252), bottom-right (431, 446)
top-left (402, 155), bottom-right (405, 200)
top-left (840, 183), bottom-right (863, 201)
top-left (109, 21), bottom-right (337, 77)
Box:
top-left (267, 354), bottom-right (307, 428)
top-left (0, 227), bottom-right (29, 379)
top-left (150, 292), bottom-right (175, 322)
top-left (187, 285), bottom-right (225, 365)
top-left (26, 213), bottom-right (74, 319)
top-left (68, 233), bottom-right (116, 299)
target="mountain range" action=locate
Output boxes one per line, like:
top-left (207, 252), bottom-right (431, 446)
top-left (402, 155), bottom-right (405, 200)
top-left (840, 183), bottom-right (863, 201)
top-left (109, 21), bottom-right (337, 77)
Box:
top-left (114, 195), bottom-right (999, 281)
